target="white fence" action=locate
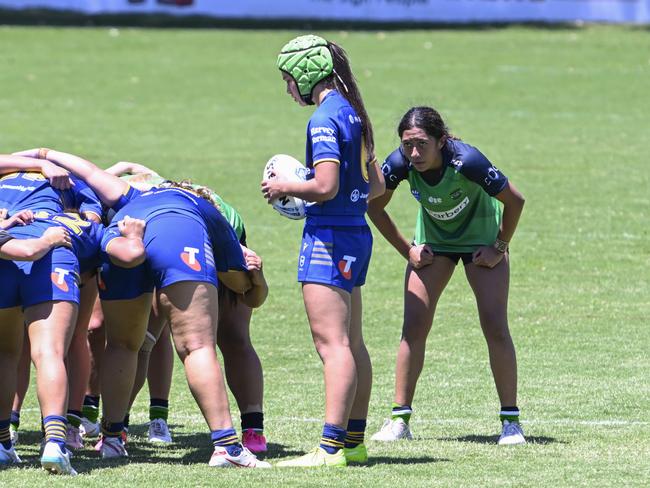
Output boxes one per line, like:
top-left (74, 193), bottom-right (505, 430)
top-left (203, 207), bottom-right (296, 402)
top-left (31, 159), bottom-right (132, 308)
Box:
top-left (0, 0), bottom-right (649, 24)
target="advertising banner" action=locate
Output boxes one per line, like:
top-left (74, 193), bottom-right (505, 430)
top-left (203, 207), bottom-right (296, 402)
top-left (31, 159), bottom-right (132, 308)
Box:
top-left (0, 0), bottom-right (648, 24)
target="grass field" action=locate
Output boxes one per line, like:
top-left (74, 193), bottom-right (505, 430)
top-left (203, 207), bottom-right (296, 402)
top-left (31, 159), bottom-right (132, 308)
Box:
top-left (0, 24), bottom-right (649, 487)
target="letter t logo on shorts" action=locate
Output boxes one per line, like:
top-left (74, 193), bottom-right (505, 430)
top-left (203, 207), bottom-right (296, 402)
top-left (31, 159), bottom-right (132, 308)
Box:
top-left (338, 255), bottom-right (357, 280)
top-left (51, 267), bottom-right (70, 292)
top-left (181, 246), bottom-right (201, 271)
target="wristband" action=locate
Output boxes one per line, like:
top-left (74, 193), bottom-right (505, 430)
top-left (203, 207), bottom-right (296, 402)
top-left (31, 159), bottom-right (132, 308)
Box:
top-left (493, 238), bottom-right (509, 253)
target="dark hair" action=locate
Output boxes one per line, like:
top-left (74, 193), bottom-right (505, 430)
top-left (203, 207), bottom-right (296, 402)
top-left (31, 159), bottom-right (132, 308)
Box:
top-left (398, 106), bottom-right (457, 141)
top-left (322, 41), bottom-right (375, 163)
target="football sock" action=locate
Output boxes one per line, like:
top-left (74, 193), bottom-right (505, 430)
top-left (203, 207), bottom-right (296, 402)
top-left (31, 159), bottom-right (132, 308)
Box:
top-left (123, 413), bottom-right (130, 430)
top-left (391, 403), bottom-right (413, 424)
top-left (67, 410), bottom-right (83, 428)
top-left (43, 415), bottom-right (67, 450)
top-left (211, 428), bottom-right (241, 456)
top-left (241, 411), bottom-right (264, 433)
top-left (500, 406), bottom-right (520, 423)
top-left (344, 418), bottom-right (366, 448)
top-left (319, 423), bottom-right (346, 454)
top-left (9, 410), bottom-right (20, 430)
top-left (0, 419), bottom-right (11, 449)
top-left (149, 398), bottom-right (169, 422)
top-left (82, 395), bottom-right (100, 423)
top-left (101, 419), bottom-right (124, 439)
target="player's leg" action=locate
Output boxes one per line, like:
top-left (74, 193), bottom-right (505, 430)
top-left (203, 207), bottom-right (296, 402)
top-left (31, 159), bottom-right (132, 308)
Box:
top-left (25, 300), bottom-right (78, 475)
top-left (0, 306), bottom-right (25, 465)
top-left (277, 283), bottom-right (353, 468)
top-left (217, 295), bottom-right (266, 452)
top-left (464, 254), bottom-right (524, 445)
top-left (158, 281), bottom-right (269, 468)
top-left (146, 322), bottom-right (174, 443)
top-left (65, 277), bottom-right (97, 449)
top-left (372, 257), bottom-right (455, 441)
top-left (344, 286), bottom-right (371, 464)
top-left (81, 296), bottom-right (104, 438)
top-left (9, 330), bottom-right (30, 446)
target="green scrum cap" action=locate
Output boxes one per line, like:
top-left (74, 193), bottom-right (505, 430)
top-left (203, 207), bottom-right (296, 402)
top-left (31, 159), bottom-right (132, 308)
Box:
top-left (277, 35), bottom-right (333, 105)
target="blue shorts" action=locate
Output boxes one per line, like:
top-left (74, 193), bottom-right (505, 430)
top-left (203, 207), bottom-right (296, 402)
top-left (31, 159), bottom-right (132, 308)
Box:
top-left (0, 247), bottom-right (80, 309)
top-left (99, 215), bottom-right (218, 301)
top-left (297, 224), bottom-right (372, 293)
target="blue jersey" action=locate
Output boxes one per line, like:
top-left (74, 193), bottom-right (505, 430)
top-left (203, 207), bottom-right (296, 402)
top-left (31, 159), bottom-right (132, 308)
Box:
top-left (0, 171), bottom-right (102, 219)
top-left (304, 90), bottom-right (369, 226)
top-left (7, 212), bottom-right (104, 274)
top-left (102, 186), bottom-right (246, 272)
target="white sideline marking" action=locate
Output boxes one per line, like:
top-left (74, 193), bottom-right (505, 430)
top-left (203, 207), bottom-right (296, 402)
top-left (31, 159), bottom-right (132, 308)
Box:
top-left (20, 409), bottom-right (649, 426)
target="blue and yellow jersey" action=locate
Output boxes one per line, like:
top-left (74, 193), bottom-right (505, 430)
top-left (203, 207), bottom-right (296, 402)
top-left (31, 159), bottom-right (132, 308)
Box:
top-left (0, 171), bottom-right (102, 220)
top-left (7, 212), bottom-right (104, 274)
top-left (382, 139), bottom-right (509, 252)
top-left (102, 186), bottom-right (246, 272)
top-left (305, 90), bottom-right (369, 226)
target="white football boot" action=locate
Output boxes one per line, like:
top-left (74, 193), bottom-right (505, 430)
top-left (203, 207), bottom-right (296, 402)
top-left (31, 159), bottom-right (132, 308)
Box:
top-left (100, 436), bottom-right (128, 459)
top-left (66, 425), bottom-right (84, 450)
top-left (209, 445), bottom-right (271, 468)
top-left (0, 443), bottom-right (21, 466)
top-left (370, 418), bottom-right (413, 441)
top-left (148, 419), bottom-right (172, 444)
top-left (498, 420), bottom-right (526, 445)
top-left (41, 441), bottom-right (77, 475)
top-left (79, 417), bottom-right (100, 438)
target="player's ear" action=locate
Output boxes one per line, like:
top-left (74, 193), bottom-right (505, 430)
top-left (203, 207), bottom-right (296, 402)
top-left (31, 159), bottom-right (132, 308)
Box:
top-left (437, 136), bottom-right (447, 150)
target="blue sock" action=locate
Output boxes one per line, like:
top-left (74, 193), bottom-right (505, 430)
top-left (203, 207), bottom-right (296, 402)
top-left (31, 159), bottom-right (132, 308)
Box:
top-left (344, 419), bottom-right (366, 448)
top-left (319, 423), bottom-right (346, 454)
top-left (211, 428), bottom-right (241, 456)
top-left (500, 406), bottom-right (520, 423)
top-left (101, 419), bottom-right (124, 439)
top-left (43, 415), bottom-right (67, 451)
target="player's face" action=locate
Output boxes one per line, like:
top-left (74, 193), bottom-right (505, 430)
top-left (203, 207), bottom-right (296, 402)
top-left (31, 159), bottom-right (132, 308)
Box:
top-left (401, 128), bottom-right (444, 172)
top-left (281, 72), bottom-right (307, 106)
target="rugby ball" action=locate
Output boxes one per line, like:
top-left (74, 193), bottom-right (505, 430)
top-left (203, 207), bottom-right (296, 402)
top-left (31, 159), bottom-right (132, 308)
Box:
top-left (263, 154), bottom-right (309, 220)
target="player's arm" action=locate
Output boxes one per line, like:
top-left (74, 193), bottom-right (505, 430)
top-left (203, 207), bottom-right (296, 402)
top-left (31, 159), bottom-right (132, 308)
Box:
top-left (105, 161), bottom-right (160, 177)
top-left (366, 158), bottom-right (385, 202)
top-left (262, 160), bottom-right (339, 203)
top-left (217, 247), bottom-right (268, 308)
top-left (0, 154), bottom-right (72, 189)
top-left (367, 190), bottom-right (411, 260)
top-left (105, 216), bottom-right (146, 268)
top-left (14, 149), bottom-right (129, 208)
top-left (0, 227), bottom-right (71, 261)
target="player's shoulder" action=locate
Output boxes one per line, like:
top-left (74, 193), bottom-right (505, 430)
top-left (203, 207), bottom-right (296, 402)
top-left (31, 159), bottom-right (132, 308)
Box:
top-left (381, 147), bottom-right (410, 190)
top-left (444, 139), bottom-right (491, 171)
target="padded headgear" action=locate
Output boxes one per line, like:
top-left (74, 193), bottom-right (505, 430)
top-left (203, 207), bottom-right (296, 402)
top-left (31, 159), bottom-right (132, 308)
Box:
top-left (277, 35), bottom-right (333, 105)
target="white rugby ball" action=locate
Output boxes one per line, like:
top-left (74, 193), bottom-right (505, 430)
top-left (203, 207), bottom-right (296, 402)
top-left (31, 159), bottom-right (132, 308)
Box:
top-left (263, 154), bottom-right (309, 220)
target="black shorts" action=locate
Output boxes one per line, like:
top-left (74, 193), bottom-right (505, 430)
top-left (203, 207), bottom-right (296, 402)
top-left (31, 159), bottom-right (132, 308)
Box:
top-left (435, 251), bottom-right (474, 266)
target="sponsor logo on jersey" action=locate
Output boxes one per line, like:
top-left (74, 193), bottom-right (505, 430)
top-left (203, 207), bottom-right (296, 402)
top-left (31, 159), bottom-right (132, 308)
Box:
top-left (484, 165), bottom-right (501, 187)
top-left (450, 188), bottom-right (463, 200)
top-left (311, 126), bottom-right (336, 143)
top-left (181, 246), bottom-right (201, 271)
top-left (338, 255), bottom-right (357, 280)
top-left (350, 189), bottom-right (369, 203)
top-left (424, 196), bottom-right (470, 221)
top-left (348, 114), bottom-right (361, 124)
top-left (451, 159), bottom-right (464, 172)
top-left (411, 189), bottom-right (421, 201)
top-left (428, 196), bottom-right (442, 204)
top-left (51, 267), bottom-right (71, 292)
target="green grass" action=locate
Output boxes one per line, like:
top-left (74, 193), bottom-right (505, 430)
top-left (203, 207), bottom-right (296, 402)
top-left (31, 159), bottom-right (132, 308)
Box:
top-left (0, 25), bottom-right (649, 486)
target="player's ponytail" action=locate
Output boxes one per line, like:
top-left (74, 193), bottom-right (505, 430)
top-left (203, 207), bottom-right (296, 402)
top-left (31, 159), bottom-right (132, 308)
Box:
top-left (326, 41), bottom-right (376, 164)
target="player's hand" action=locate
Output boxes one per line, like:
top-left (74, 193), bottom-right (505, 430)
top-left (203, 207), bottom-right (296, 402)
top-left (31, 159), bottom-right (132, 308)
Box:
top-left (118, 216), bottom-right (146, 240)
top-left (0, 210), bottom-right (35, 229)
top-left (261, 178), bottom-right (286, 203)
top-left (40, 160), bottom-right (73, 190)
top-left (408, 244), bottom-right (434, 269)
top-left (43, 226), bottom-right (72, 249)
top-left (243, 246), bottom-right (263, 272)
top-left (472, 245), bottom-right (505, 268)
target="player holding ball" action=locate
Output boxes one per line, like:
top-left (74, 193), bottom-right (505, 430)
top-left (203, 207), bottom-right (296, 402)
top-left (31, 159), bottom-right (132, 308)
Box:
top-left (261, 34), bottom-right (385, 467)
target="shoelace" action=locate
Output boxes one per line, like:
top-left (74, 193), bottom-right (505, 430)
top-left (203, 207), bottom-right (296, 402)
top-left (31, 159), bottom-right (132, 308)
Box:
top-left (152, 420), bottom-right (167, 436)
